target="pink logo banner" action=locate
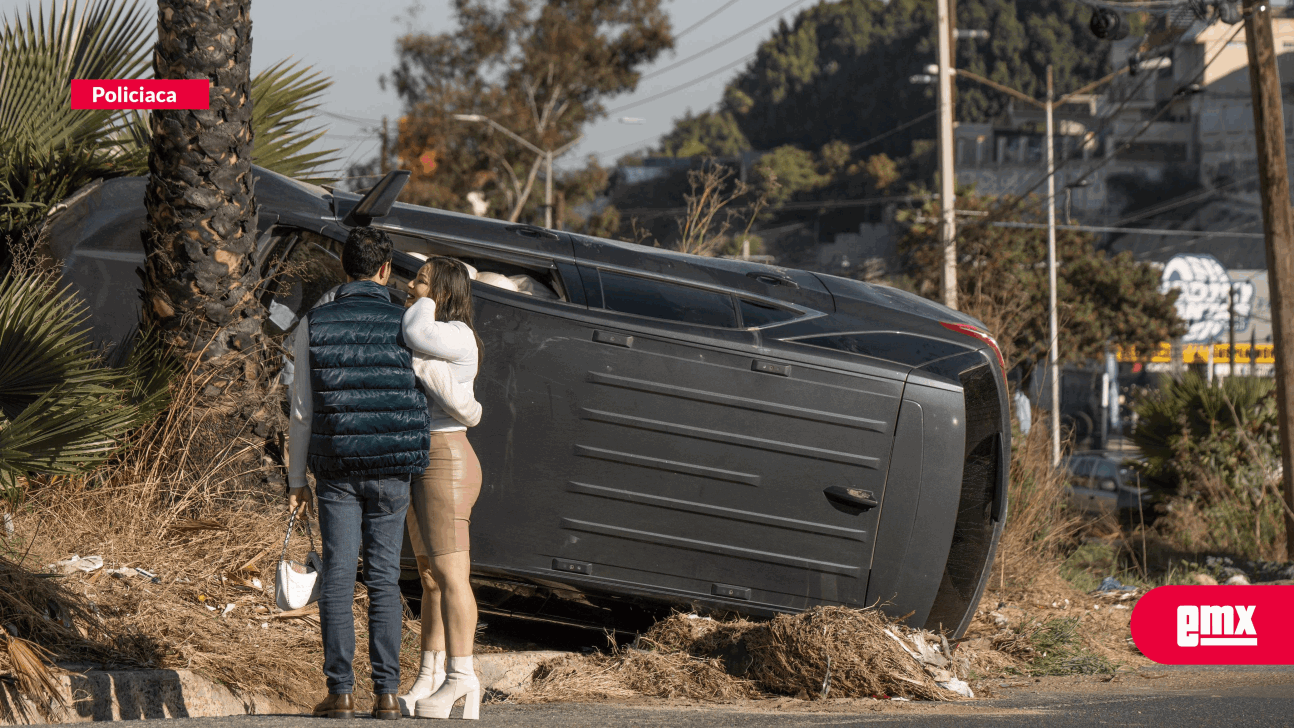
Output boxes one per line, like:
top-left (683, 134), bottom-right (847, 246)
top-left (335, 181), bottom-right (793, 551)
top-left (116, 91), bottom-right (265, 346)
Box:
top-left (70, 79), bottom-right (209, 109)
top-left (1130, 585), bottom-right (1294, 664)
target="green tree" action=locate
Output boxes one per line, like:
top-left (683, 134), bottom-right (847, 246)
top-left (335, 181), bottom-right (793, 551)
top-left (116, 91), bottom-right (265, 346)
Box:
top-left (655, 0), bottom-right (1107, 165)
top-left (658, 109), bottom-right (750, 158)
top-left (899, 191), bottom-right (1185, 380)
top-left (753, 144), bottom-right (828, 206)
top-left (382, 0), bottom-right (673, 223)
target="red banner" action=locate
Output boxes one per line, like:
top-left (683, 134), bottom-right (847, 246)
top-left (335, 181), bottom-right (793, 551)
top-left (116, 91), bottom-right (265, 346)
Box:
top-left (70, 79), bottom-right (209, 110)
top-left (1130, 585), bottom-right (1294, 664)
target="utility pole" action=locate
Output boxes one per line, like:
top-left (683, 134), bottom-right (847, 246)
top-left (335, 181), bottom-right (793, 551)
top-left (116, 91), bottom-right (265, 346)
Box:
top-left (380, 116), bottom-right (390, 175)
top-left (1243, 0), bottom-right (1294, 556)
top-left (544, 151), bottom-right (554, 229)
top-left (936, 0), bottom-right (957, 310)
top-left (1045, 65), bottom-right (1061, 467)
top-left (452, 113), bottom-right (581, 228)
top-left (1229, 284), bottom-right (1237, 378)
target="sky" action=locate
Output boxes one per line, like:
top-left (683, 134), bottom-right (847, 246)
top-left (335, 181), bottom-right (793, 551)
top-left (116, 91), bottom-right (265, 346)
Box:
top-left (4, 0), bottom-right (815, 180)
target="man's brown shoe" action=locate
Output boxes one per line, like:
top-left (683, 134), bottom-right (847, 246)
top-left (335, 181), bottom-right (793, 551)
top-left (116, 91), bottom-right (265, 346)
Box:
top-left (372, 693), bottom-right (401, 720)
top-left (313, 693), bottom-right (356, 719)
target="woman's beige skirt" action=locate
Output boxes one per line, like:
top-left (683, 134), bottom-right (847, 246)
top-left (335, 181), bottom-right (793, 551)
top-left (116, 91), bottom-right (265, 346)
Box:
top-left (407, 430), bottom-right (482, 557)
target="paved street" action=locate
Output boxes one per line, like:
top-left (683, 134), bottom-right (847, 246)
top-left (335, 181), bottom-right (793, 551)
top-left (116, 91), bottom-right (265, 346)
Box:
top-left (165, 666), bottom-right (1294, 728)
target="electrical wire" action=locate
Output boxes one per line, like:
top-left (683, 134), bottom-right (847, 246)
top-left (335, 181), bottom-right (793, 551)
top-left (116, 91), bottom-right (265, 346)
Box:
top-left (639, 0), bottom-right (815, 82)
top-left (607, 52), bottom-right (757, 115)
top-left (960, 21), bottom-right (1236, 233)
top-left (320, 109), bottom-right (383, 125)
top-left (851, 110), bottom-right (937, 152)
top-left (672, 0), bottom-right (744, 41)
top-left (1069, 0), bottom-right (1196, 12)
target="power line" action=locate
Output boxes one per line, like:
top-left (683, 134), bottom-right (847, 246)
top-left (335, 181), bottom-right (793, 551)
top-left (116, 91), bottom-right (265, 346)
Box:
top-left (608, 52), bottom-right (756, 115)
top-left (640, 0), bottom-right (814, 82)
top-left (595, 133), bottom-right (666, 159)
top-left (852, 110), bottom-right (936, 152)
top-left (962, 21), bottom-right (1231, 233)
top-left (673, 0), bottom-right (743, 40)
top-left (320, 109), bottom-right (382, 125)
top-left (951, 218), bottom-right (1266, 238)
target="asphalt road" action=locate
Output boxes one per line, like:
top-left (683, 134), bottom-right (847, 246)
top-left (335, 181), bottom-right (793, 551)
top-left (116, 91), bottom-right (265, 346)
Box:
top-left (168, 666), bottom-right (1294, 728)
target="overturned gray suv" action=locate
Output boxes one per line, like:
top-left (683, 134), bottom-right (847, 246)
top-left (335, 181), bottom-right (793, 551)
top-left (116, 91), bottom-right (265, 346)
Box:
top-left (47, 166), bottom-right (1009, 638)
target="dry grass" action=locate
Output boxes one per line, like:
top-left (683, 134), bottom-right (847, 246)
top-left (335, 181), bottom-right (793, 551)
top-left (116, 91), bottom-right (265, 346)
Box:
top-left (519, 607), bottom-right (965, 704)
top-left (991, 410), bottom-right (1084, 596)
top-left (1, 350), bottom-right (425, 716)
top-left (522, 650), bottom-right (756, 703)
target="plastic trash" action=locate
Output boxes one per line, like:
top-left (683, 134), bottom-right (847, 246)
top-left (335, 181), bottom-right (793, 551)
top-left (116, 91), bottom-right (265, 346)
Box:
top-left (1225, 574), bottom-right (1251, 585)
top-left (1095, 576), bottom-right (1136, 593)
top-left (938, 678), bottom-right (975, 698)
top-left (45, 555), bottom-right (103, 574)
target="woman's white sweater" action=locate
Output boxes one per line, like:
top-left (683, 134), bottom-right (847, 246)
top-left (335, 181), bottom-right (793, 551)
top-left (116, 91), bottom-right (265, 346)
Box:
top-left (402, 297), bottom-right (481, 432)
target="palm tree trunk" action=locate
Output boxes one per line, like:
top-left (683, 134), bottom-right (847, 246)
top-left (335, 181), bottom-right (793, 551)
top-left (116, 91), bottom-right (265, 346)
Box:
top-left (142, 0), bottom-right (262, 367)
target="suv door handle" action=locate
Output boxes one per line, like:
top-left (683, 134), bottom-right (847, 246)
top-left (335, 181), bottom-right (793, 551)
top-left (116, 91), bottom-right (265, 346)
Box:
top-left (823, 486), bottom-right (879, 511)
top-left (746, 271), bottom-right (799, 288)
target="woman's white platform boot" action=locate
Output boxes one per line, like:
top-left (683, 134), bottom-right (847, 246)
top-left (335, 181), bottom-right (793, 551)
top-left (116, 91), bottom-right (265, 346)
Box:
top-left (414, 655), bottom-right (479, 720)
top-left (397, 650), bottom-right (446, 716)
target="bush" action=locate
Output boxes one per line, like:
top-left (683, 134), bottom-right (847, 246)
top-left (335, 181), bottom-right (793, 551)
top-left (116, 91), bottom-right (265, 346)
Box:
top-left (1131, 372), bottom-right (1285, 560)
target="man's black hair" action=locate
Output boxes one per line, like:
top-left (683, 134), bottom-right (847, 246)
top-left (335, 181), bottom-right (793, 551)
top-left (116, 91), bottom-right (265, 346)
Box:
top-left (342, 226), bottom-right (393, 279)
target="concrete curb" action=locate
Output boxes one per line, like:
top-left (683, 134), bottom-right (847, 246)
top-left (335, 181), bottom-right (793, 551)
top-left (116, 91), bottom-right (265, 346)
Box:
top-left (476, 651), bottom-right (568, 696)
top-left (2, 652), bottom-right (565, 722)
top-left (0, 669), bottom-right (295, 723)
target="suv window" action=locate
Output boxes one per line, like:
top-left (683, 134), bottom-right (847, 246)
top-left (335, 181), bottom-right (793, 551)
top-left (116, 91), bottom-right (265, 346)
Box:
top-left (264, 234), bottom-right (347, 335)
top-left (1068, 457), bottom-right (1094, 478)
top-left (1093, 460), bottom-right (1118, 482)
top-left (739, 299), bottom-right (800, 328)
top-left (596, 269), bottom-right (738, 328)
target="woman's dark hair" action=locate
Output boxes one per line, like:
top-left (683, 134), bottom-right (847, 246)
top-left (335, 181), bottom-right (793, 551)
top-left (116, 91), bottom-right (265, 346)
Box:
top-left (421, 256), bottom-right (483, 368)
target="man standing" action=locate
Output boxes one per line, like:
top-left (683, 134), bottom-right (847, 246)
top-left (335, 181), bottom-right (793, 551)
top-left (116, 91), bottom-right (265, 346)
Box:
top-left (287, 227), bottom-right (430, 719)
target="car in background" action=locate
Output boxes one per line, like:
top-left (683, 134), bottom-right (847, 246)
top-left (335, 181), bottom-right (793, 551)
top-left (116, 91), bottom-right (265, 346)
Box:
top-left (46, 166), bottom-right (1010, 638)
top-left (1063, 451), bottom-right (1152, 526)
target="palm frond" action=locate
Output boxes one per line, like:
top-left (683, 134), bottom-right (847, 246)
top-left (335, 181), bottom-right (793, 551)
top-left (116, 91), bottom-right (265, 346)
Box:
top-left (116, 58), bottom-right (342, 183)
top-left (248, 59), bottom-right (340, 182)
top-left (0, 381), bottom-right (139, 476)
top-left (0, 271), bottom-right (169, 481)
top-left (0, 0), bottom-right (152, 231)
top-left (0, 0), bottom-right (152, 152)
top-left (0, 270), bottom-right (114, 420)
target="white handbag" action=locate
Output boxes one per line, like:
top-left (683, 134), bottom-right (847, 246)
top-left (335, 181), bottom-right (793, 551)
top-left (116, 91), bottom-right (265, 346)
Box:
top-left (274, 508), bottom-right (323, 611)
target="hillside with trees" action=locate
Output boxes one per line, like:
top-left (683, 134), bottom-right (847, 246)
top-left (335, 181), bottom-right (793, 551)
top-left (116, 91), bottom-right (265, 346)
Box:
top-left (642, 0), bottom-right (1112, 220)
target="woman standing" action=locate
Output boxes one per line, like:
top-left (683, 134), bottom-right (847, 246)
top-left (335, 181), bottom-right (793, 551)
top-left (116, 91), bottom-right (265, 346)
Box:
top-left (396, 257), bottom-right (485, 720)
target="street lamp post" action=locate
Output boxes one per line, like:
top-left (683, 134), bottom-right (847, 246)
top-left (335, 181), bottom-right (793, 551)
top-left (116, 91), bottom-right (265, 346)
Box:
top-left (1064, 178), bottom-right (1091, 224)
top-left (1045, 66), bottom-right (1061, 466)
top-left (936, 0), bottom-right (957, 310)
top-left (452, 114), bottom-right (582, 229)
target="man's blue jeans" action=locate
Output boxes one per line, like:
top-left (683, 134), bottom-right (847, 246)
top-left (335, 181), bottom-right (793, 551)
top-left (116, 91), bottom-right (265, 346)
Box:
top-left (316, 474), bottom-right (410, 695)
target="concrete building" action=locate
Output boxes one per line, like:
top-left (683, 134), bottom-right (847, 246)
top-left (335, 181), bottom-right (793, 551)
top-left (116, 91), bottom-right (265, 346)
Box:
top-left (954, 14), bottom-right (1294, 223)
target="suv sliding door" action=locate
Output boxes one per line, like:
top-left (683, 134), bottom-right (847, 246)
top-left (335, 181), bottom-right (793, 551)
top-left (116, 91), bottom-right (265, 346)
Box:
top-left (553, 265), bottom-right (901, 612)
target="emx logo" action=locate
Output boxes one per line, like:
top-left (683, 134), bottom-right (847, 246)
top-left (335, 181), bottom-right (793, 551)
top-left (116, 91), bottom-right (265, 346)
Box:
top-left (1132, 586), bottom-right (1293, 664)
top-left (1177, 605), bottom-right (1257, 647)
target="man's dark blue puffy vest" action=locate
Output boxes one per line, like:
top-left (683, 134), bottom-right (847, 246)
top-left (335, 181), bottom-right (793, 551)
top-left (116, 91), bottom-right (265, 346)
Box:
top-left (306, 281), bottom-right (430, 477)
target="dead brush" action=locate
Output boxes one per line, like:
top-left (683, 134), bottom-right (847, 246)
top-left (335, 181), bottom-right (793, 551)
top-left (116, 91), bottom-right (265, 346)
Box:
top-left (521, 649), bottom-right (757, 703)
top-left (520, 607), bottom-right (964, 703)
top-left (992, 409), bottom-right (1082, 596)
top-left (5, 345), bottom-right (426, 709)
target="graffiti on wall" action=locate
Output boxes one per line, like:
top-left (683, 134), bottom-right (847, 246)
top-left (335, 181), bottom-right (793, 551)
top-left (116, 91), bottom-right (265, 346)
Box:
top-left (1159, 254), bottom-right (1256, 343)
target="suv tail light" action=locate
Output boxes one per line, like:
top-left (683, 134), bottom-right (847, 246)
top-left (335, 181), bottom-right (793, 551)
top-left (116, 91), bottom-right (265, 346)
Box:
top-left (941, 322), bottom-right (1005, 376)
